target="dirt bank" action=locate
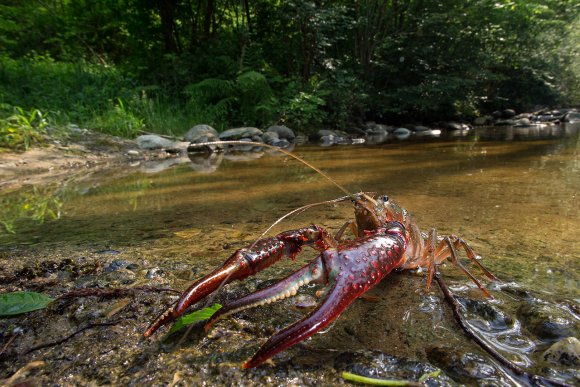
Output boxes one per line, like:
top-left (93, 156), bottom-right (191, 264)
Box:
top-left (0, 130), bottom-right (164, 191)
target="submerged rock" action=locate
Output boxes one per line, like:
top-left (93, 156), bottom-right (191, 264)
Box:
top-left (517, 303), bottom-right (579, 341)
top-left (543, 337), bottom-right (580, 366)
top-left (426, 346), bottom-right (507, 384)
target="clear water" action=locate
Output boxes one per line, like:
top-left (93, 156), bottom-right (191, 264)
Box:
top-left (2, 125), bottom-right (578, 298)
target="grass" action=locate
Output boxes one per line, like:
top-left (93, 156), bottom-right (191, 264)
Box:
top-left (0, 57), bottom-right (213, 140)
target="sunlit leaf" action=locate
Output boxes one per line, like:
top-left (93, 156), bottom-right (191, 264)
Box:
top-left (166, 303), bottom-right (221, 336)
top-left (0, 291), bottom-right (54, 316)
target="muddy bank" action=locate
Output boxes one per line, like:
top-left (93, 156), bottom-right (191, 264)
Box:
top-left (0, 129), bottom-right (173, 191)
top-left (1, 240), bottom-right (578, 386)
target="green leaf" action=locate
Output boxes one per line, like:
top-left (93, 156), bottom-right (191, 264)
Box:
top-left (0, 291), bottom-right (54, 316)
top-left (341, 369), bottom-right (440, 386)
top-left (166, 304), bottom-right (222, 336)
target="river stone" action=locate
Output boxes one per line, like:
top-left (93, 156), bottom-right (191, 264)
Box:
top-left (272, 139), bottom-right (291, 148)
top-left (393, 127), bottom-right (411, 140)
top-left (473, 116), bottom-right (492, 126)
top-left (563, 111), bottom-right (580, 122)
top-left (427, 347), bottom-right (505, 383)
top-left (219, 127), bottom-right (263, 140)
top-left (543, 337), bottom-right (580, 366)
top-left (266, 125), bottom-right (295, 140)
top-left (366, 125), bottom-right (389, 135)
top-left (317, 129), bottom-right (338, 138)
top-left (513, 118), bottom-right (532, 127)
top-left (136, 134), bottom-right (177, 150)
top-left (460, 297), bottom-right (514, 332)
top-left (495, 119), bottom-right (516, 126)
top-left (502, 109), bottom-right (516, 118)
top-left (184, 124), bottom-right (218, 142)
top-left (517, 303), bottom-right (579, 341)
top-left (262, 131), bottom-right (279, 144)
top-left (444, 122), bottom-right (465, 131)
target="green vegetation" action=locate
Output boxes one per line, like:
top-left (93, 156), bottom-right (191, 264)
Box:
top-left (0, 185), bottom-right (63, 234)
top-left (0, 291), bottom-right (54, 316)
top-left (0, 1), bottom-right (578, 138)
top-left (0, 106), bottom-right (48, 150)
top-left (166, 303), bottom-right (222, 337)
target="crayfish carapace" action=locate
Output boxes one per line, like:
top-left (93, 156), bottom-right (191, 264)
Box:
top-left (144, 141), bottom-right (497, 369)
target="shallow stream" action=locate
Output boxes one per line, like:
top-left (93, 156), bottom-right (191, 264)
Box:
top-left (1, 124), bottom-right (578, 385)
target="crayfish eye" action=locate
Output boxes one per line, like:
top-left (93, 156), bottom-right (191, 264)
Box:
top-left (381, 195), bottom-right (389, 203)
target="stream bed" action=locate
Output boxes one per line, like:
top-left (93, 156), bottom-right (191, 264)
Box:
top-left (1, 125), bottom-right (579, 385)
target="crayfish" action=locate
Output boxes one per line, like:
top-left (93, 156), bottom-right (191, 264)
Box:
top-left (144, 141), bottom-right (497, 369)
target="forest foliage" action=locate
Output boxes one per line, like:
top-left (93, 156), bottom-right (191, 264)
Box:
top-left (0, 0), bottom-right (578, 136)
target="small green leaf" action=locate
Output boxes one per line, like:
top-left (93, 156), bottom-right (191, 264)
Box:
top-left (167, 303), bottom-right (222, 336)
top-left (0, 291), bottom-right (54, 316)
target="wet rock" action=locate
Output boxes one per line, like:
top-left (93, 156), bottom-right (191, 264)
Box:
top-left (517, 303), bottom-right (579, 341)
top-left (266, 125), bottom-right (295, 141)
top-left (543, 337), bottom-right (580, 366)
top-left (184, 124), bottom-right (219, 142)
top-left (125, 263), bottom-right (139, 271)
top-left (495, 119), bottom-right (516, 126)
top-left (272, 139), bottom-right (291, 148)
top-left (365, 124), bottom-right (390, 135)
top-left (427, 346), bottom-right (505, 384)
top-left (563, 111), bottom-right (580, 123)
top-left (334, 350), bottom-right (452, 386)
top-left (136, 134), bottom-right (176, 150)
top-left (146, 267), bottom-right (164, 279)
top-left (513, 118), bottom-right (532, 127)
top-left (473, 116), bottom-right (493, 125)
top-left (104, 259), bottom-right (130, 272)
top-left (501, 109), bottom-right (516, 118)
top-left (444, 122), bottom-right (468, 131)
top-left (365, 133), bottom-right (389, 145)
top-left (413, 125), bottom-right (430, 132)
top-left (95, 249), bottom-right (121, 255)
top-left (219, 127), bottom-right (263, 140)
top-left (393, 127), bottom-right (411, 140)
top-left (315, 129), bottom-right (338, 139)
top-left (345, 127), bottom-right (366, 136)
top-left (261, 131), bottom-right (279, 145)
top-left (459, 297), bottom-right (514, 332)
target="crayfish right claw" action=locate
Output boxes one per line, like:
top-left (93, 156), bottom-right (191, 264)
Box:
top-left (144, 250), bottom-right (257, 337)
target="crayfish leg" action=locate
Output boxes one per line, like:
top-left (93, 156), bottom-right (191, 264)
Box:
top-left (420, 229), bottom-right (496, 299)
top-left (434, 236), bottom-right (494, 299)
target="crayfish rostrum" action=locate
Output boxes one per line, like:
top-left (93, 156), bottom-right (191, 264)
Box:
top-left (144, 141), bottom-right (497, 369)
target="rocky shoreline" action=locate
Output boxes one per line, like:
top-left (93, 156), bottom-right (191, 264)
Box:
top-left (1, 107), bottom-right (578, 190)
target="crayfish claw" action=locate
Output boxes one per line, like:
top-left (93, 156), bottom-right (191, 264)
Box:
top-left (243, 278), bottom-right (359, 369)
top-left (204, 256), bottom-right (328, 332)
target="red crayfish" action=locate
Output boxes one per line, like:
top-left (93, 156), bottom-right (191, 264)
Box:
top-left (144, 141), bottom-right (497, 369)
